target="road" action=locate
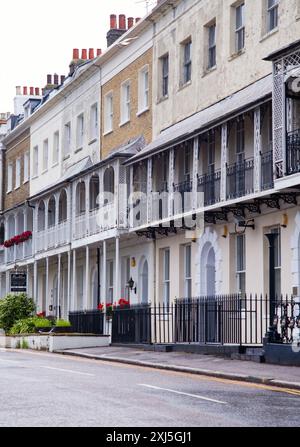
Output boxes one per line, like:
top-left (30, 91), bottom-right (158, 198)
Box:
top-left (0, 349), bottom-right (299, 427)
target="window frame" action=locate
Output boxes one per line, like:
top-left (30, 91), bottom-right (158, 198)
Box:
top-left (53, 131), bottom-right (60, 165)
top-left (160, 54), bottom-right (169, 99)
top-left (43, 138), bottom-right (49, 172)
top-left (23, 151), bottom-right (30, 184)
top-left (76, 114), bottom-right (84, 150)
top-left (267, 0), bottom-right (279, 32)
top-left (236, 233), bottom-right (246, 296)
top-left (33, 145), bottom-right (39, 178)
top-left (138, 65), bottom-right (150, 114)
top-left (184, 244), bottom-right (192, 298)
top-left (90, 103), bottom-right (98, 142)
top-left (182, 39), bottom-right (192, 85)
top-left (15, 157), bottom-right (21, 189)
top-left (163, 248), bottom-right (170, 307)
top-left (64, 122), bottom-right (71, 157)
top-left (120, 81), bottom-right (131, 126)
top-left (104, 92), bottom-right (114, 134)
top-left (208, 23), bottom-right (217, 69)
top-left (235, 3), bottom-right (245, 53)
top-left (7, 162), bottom-right (13, 192)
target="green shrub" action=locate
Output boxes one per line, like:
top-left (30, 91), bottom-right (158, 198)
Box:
top-left (55, 319), bottom-right (71, 328)
top-left (0, 294), bottom-right (36, 333)
top-left (9, 317), bottom-right (51, 335)
top-left (21, 339), bottom-right (29, 350)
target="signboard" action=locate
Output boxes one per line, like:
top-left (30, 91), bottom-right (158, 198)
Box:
top-left (10, 272), bottom-right (27, 293)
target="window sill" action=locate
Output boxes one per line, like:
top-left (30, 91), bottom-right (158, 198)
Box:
top-left (296, 14), bottom-right (300, 21)
top-left (260, 27), bottom-right (279, 43)
top-left (75, 147), bottom-right (83, 154)
top-left (14, 186), bottom-right (20, 191)
top-left (178, 80), bottom-right (192, 92)
top-left (6, 190), bottom-right (12, 194)
top-left (63, 154), bottom-right (71, 161)
top-left (52, 162), bottom-right (59, 168)
top-left (228, 48), bottom-right (246, 61)
top-left (136, 107), bottom-right (149, 117)
top-left (103, 129), bottom-right (113, 137)
top-left (31, 175), bottom-right (38, 180)
top-left (41, 169), bottom-right (48, 175)
top-left (202, 65), bottom-right (217, 77)
top-left (23, 180), bottom-right (29, 185)
top-left (156, 95), bottom-right (169, 105)
top-left (119, 119), bottom-right (130, 128)
top-left (88, 138), bottom-right (97, 146)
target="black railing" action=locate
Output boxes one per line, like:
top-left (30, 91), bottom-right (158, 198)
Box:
top-left (287, 129), bottom-right (300, 175)
top-left (111, 295), bottom-right (299, 346)
top-left (197, 170), bottom-right (221, 206)
top-left (261, 150), bottom-right (274, 190)
top-left (69, 310), bottom-right (104, 335)
top-left (173, 179), bottom-right (193, 212)
top-left (227, 158), bottom-right (254, 200)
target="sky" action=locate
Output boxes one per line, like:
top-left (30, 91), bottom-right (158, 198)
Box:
top-left (0, 0), bottom-right (155, 113)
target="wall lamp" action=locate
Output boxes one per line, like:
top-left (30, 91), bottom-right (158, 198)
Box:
top-left (281, 214), bottom-right (288, 228)
top-left (128, 277), bottom-right (137, 294)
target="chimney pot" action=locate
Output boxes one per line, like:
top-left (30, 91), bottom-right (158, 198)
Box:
top-left (128, 17), bottom-right (134, 29)
top-left (30, 87), bottom-right (34, 95)
top-left (97, 48), bottom-right (102, 56)
top-left (119, 14), bottom-right (126, 30)
top-left (110, 14), bottom-right (117, 29)
top-left (60, 75), bottom-right (66, 84)
top-left (47, 74), bottom-right (52, 85)
top-left (16, 86), bottom-right (21, 96)
top-left (73, 48), bottom-right (79, 60)
top-left (81, 49), bottom-right (87, 60)
top-left (35, 87), bottom-right (40, 96)
top-left (53, 74), bottom-right (59, 85)
top-left (135, 17), bottom-right (141, 23)
top-left (89, 48), bottom-right (95, 59)
top-left (23, 86), bottom-right (28, 95)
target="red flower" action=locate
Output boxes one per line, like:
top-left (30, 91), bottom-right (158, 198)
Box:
top-left (4, 230), bottom-right (32, 249)
top-left (97, 303), bottom-right (104, 312)
top-left (37, 312), bottom-right (46, 318)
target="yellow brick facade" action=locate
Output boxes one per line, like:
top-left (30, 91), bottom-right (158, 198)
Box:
top-left (101, 48), bottom-right (153, 159)
top-left (4, 129), bottom-right (30, 211)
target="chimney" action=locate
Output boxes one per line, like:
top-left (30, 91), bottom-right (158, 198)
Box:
top-left (60, 75), bottom-right (66, 84)
top-left (106, 13), bottom-right (127, 47)
top-left (89, 48), bottom-right (95, 60)
top-left (35, 87), bottom-right (40, 96)
top-left (16, 86), bottom-right (21, 96)
top-left (53, 74), bottom-right (59, 85)
top-left (73, 48), bottom-right (79, 60)
top-left (97, 49), bottom-right (102, 57)
top-left (23, 86), bottom-right (28, 95)
top-left (135, 17), bottom-right (141, 23)
top-left (30, 87), bottom-right (34, 96)
top-left (81, 49), bottom-right (87, 60)
top-left (128, 17), bottom-right (134, 29)
top-left (47, 74), bottom-right (52, 85)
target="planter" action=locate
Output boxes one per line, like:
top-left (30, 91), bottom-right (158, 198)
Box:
top-left (36, 327), bottom-right (52, 333)
top-left (52, 326), bottom-right (73, 334)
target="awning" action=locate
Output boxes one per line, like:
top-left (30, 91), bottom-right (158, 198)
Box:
top-left (126, 74), bottom-right (272, 165)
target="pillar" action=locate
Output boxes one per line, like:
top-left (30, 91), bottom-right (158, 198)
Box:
top-left (220, 123), bottom-right (228, 202)
top-left (115, 236), bottom-right (120, 303)
top-left (72, 249), bottom-right (76, 311)
top-left (85, 246), bottom-right (90, 310)
top-left (192, 137), bottom-right (199, 210)
top-left (57, 254), bottom-right (61, 319)
top-left (102, 241), bottom-right (107, 303)
top-left (254, 107), bottom-right (262, 193)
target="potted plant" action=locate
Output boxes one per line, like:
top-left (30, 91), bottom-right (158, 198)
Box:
top-left (52, 319), bottom-right (72, 333)
top-left (106, 303), bottom-right (114, 320)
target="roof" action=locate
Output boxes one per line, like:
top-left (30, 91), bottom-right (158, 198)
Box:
top-left (126, 74), bottom-right (272, 165)
top-left (264, 39), bottom-right (300, 61)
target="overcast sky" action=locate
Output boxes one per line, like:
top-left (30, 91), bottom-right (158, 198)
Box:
top-left (0, 0), bottom-right (155, 113)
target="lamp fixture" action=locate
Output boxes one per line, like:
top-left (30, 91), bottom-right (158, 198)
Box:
top-left (281, 213), bottom-right (288, 228)
top-left (222, 226), bottom-right (229, 239)
top-left (235, 219), bottom-right (255, 234)
top-left (127, 277), bottom-right (137, 294)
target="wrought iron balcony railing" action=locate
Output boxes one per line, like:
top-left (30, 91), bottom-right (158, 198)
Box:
top-left (287, 128), bottom-right (300, 175)
top-left (197, 170), bottom-right (221, 206)
top-left (261, 150), bottom-right (274, 190)
top-left (227, 158), bottom-right (254, 200)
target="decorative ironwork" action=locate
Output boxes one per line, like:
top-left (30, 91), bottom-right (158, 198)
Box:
top-left (227, 158), bottom-right (255, 200)
top-left (287, 128), bottom-right (300, 175)
top-left (276, 192), bottom-right (298, 205)
top-left (205, 211), bottom-right (228, 224)
top-left (261, 150), bottom-right (274, 190)
top-left (255, 197), bottom-right (280, 209)
top-left (197, 170), bottom-right (221, 206)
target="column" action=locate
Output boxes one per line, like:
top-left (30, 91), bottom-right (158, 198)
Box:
top-left (57, 254), bottom-right (61, 318)
top-left (86, 177), bottom-right (90, 236)
top-left (67, 186), bottom-right (72, 244)
top-left (46, 257), bottom-right (49, 314)
top-left (147, 158), bottom-right (153, 223)
top-left (72, 249), bottom-right (76, 311)
top-left (45, 199), bottom-right (49, 251)
top-left (6, 270), bottom-right (10, 295)
top-left (23, 210), bottom-right (27, 259)
top-left (168, 148), bottom-right (175, 218)
top-left (33, 260), bottom-right (38, 305)
top-left (254, 107), bottom-right (262, 193)
top-left (67, 250), bottom-right (71, 316)
top-left (85, 246), bottom-right (90, 310)
top-left (115, 236), bottom-right (120, 303)
top-left (192, 137), bottom-right (199, 210)
top-left (220, 123), bottom-right (228, 202)
top-left (129, 165), bottom-right (134, 229)
top-left (4, 216), bottom-right (8, 265)
top-left (55, 194), bottom-right (59, 247)
top-left (26, 265), bottom-right (30, 297)
top-left (102, 241), bottom-right (107, 303)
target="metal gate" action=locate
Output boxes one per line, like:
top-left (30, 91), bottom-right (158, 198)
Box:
top-left (112, 305), bottom-right (151, 344)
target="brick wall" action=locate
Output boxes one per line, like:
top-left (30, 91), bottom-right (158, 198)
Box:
top-left (4, 129), bottom-right (30, 211)
top-left (101, 48), bottom-right (153, 159)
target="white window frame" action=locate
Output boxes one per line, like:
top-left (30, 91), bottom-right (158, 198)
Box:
top-left (182, 39), bottom-right (192, 85)
top-left (184, 245), bottom-right (192, 298)
top-left (120, 81), bottom-right (131, 126)
top-left (43, 139), bottom-right (48, 172)
top-left (267, 0), bottom-right (279, 32)
top-left (33, 145), bottom-right (39, 178)
top-left (104, 92), bottom-right (113, 134)
top-left (7, 162), bottom-right (13, 192)
top-left (76, 114), bottom-right (84, 150)
top-left (90, 104), bottom-right (98, 142)
top-left (23, 152), bottom-right (29, 184)
top-left (138, 66), bottom-right (149, 114)
top-left (15, 157), bottom-right (21, 189)
top-left (53, 131), bottom-right (59, 165)
top-left (236, 234), bottom-right (246, 295)
top-left (208, 23), bottom-right (217, 69)
top-left (235, 3), bottom-right (245, 53)
top-left (64, 122), bottom-right (71, 157)
top-left (160, 54), bottom-right (169, 98)
top-left (107, 260), bottom-right (114, 304)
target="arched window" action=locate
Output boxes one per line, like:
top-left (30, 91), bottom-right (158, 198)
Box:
top-left (48, 196), bottom-right (56, 228)
top-left (140, 258), bottom-right (149, 304)
top-left (89, 175), bottom-right (100, 211)
top-left (7, 215), bottom-right (15, 238)
top-left (16, 212), bottom-right (24, 235)
top-left (76, 182), bottom-right (86, 216)
top-left (59, 189), bottom-right (68, 223)
top-left (38, 201), bottom-right (46, 232)
top-left (103, 167), bottom-right (115, 204)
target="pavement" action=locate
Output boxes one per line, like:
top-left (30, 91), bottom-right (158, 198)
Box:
top-left (57, 346), bottom-right (300, 391)
top-left (0, 348), bottom-right (300, 427)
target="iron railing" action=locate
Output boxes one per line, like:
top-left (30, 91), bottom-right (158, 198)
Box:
top-left (197, 170), bottom-right (221, 206)
top-left (173, 180), bottom-right (193, 212)
top-left (287, 128), bottom-right (300, 175)
top-left (69, 310), bottom-right (104, 335)
top-left (111, 295), bottom-right (300, 346)
top-left (261, 150), bottom-right (274, 190)
top-left (227, 158), bottom-right (254, 200)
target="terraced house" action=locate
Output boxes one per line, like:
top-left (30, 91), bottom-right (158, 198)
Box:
top-left (0, 0), bottom-right (300, 353)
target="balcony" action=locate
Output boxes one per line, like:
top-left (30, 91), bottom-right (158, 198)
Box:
top-left (174, 180), bottom-right (193, 213)
top-left (74, 203), bottom-right (117, 241)
top-left (197, 170), bottom-right (221, 206)
top-left (227, 158), bottom-right (254, 200)
top-left (36, 220), bottom-right (69, 253)
top-left (5, 239), bottom-right (33, 265)
top-left (287, 129), bottom-right (300, 175)
top-left (261, 150), bottom-right (274, 190)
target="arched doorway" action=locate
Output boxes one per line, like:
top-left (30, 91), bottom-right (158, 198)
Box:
top-left (140, 259), bottom-right (149, 304)
top-left (91, 267), bottom-right (100, 309)
top-left (200, 242), bottom-right (216, 297)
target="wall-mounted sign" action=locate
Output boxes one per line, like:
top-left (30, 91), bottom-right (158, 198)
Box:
top-left (10, 272), bottom-right (27, 293)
